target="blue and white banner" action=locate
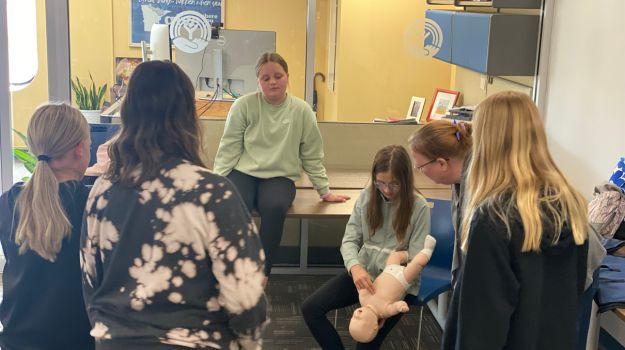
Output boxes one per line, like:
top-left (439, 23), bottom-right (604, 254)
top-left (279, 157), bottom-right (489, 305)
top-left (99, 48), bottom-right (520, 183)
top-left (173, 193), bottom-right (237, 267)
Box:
top-left (130, 0), bottom-right (222, 46)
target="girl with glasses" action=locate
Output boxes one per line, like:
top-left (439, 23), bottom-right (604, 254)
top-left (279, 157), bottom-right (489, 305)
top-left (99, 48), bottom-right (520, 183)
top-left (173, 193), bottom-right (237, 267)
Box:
top-left (302, 145), bottom-right (430, 349)
top-left (409, 120), bottom-right (472, 285)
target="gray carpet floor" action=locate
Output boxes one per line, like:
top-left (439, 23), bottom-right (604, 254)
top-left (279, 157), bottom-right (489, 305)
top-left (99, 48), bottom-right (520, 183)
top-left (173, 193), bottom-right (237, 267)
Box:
top-left (263, 275), bottom-right (442, 350)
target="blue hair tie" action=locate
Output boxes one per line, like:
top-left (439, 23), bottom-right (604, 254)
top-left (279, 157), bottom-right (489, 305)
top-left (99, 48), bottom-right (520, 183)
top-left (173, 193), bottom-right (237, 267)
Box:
top-left (37, 155), bottom-right (51, 162)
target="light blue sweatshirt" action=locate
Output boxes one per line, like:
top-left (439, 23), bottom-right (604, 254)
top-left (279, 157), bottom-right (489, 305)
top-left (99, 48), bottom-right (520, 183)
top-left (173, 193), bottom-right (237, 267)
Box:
top-left (341, 187), bottom-right (431, 296)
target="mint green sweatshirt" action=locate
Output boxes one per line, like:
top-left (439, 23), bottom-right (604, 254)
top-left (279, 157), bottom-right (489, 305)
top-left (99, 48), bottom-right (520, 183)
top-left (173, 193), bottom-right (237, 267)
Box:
top-left (341, 188), bottom-right (431, 296)
top-left (213, 92), bottom-right (330, 195)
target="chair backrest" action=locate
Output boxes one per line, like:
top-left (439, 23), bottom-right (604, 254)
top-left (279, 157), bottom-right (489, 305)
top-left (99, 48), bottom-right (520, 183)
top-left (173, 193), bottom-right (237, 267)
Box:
top-left (427, 198), bottom-right (455, 270)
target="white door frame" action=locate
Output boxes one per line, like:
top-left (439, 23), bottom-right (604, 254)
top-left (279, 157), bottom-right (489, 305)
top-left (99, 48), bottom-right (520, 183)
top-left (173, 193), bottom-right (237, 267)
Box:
top-left (0, 1), bottom-right (14, 193)
top-left (533, 0), bottom-right (556, 120)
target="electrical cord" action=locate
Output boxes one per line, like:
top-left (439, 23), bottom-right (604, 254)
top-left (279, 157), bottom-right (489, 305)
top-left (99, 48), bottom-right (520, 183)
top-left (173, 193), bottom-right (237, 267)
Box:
top-left (197, 82), bottom-right (220, 116)
top-left (195, 45), bottom-right (209, 90)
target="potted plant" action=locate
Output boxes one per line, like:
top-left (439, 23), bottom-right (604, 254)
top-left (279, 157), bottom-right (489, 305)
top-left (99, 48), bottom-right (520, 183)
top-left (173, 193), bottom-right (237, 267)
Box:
top-left (12, 129), bottom-right (36, 181)
top-left (71, 73), bottom-right (107, 123)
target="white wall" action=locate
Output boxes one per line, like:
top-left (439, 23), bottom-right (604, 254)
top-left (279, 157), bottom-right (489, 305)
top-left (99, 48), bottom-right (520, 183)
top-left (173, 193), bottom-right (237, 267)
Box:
top-left (543, 0), bottom-right (625, 346)
top-left (543, 0), bottom-right (625, 199)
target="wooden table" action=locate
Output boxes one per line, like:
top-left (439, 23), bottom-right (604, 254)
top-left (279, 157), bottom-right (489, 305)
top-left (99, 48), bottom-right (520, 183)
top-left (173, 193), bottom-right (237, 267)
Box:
top-left (616, 308), bottom-right (625, 323)
top-left (294, 169), bottom-right (451, 191)
top-left (274, 188), bottom-right (451, 274)
top-left (195, 98), bottom-right (232, 119)
top-left (288, 188), bottom-right (451, 218)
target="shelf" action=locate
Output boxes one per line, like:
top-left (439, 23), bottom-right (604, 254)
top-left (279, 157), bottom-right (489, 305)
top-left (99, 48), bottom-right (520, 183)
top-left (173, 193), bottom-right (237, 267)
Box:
top-left (454, 0), bottom-right (541, 8)
top-left (426, 0), bottom-right (455, 5)
top-left (456, 1), bottom-right (493, 7)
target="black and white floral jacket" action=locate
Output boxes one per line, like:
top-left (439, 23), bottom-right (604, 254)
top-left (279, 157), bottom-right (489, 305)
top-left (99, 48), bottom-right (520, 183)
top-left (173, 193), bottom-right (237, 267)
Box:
top-left (81, 159), bottom-right (268, 350)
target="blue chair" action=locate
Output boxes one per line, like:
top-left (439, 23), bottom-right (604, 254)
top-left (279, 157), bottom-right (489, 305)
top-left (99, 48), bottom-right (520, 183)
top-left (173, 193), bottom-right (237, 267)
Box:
top-left (405, 198), bottom-right (455, 350)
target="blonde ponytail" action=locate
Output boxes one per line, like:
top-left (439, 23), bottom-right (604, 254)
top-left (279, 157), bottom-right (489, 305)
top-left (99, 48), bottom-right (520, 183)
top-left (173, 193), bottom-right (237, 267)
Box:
top-left (15, 104), bottom-right (89, 261)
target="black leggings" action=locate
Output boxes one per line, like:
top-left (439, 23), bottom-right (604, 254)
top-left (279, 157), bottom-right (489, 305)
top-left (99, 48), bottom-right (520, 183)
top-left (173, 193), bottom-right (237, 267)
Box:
top-left (301, 272), bottom-right (403, 350)
top-left (227, 170), bottom-right (296, 275)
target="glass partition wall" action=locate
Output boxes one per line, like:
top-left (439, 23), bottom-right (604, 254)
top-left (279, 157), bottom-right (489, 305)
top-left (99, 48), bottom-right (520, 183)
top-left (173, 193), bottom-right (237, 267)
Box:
top-left (0, 0), bottom-right (545, 270)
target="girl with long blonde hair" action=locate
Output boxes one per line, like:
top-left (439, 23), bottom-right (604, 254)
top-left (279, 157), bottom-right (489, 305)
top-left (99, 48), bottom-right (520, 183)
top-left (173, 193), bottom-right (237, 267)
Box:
top-left (442, 91), bottom-right (589, 350)
top-left (0, 103), bottom-right (93, 349)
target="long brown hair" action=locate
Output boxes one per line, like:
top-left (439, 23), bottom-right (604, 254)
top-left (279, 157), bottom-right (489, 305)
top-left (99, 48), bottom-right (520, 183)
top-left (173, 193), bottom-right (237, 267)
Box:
top-left (106, 60), bottom-right (205, 185)
top-left (367, 145), bottom-right (415, 244)
top-left (15, 103), bottom-right (89, 261)
top-left (462, 91), bottom-right (588, 252)
top-left (409, 119), bottom-right (472, 160)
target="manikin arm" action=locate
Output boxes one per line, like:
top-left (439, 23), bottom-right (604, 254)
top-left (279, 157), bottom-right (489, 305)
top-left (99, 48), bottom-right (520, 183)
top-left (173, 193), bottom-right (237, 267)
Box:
top-left (381, 300), bottom-right (409, 318)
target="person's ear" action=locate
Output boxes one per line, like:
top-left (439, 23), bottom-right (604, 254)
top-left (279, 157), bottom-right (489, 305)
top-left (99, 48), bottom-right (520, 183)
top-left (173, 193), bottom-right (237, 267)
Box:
top-left (74, 140), bottom-right (89, 159)
top-left (437, 157), bottom-right (450, 171)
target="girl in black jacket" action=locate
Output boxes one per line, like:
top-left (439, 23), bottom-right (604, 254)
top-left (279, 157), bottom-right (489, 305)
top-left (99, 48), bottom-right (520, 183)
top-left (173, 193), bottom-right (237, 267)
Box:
top-left (442, 91), bottom-right (589, 350)
top-left (0, 103), bottom-right (94, 350)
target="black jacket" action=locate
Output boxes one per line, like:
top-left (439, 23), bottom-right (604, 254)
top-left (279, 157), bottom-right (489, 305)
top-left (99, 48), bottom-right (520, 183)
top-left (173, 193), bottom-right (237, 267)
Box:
top-left (442, 206), bottom-right (588, 350)
top-left (0, 181), bottom-right (94, 350)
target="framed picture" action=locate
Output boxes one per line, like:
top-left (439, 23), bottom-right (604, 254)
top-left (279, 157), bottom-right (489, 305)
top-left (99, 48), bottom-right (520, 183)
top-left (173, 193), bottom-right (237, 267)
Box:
top-left (427, 88), bottom-right (460, 121)
top-left (406, 96), bottom-right (426, 121)
top-left (111, 57), bottom-right (142, 102)
top-left (115, 57), bottom-right (142, 86)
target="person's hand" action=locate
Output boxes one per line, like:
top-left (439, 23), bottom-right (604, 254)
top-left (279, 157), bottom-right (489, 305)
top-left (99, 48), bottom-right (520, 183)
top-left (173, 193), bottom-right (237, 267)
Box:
top-left (322, 193), bottom-right (350, 203)
top-left (351, 265), bottom-right (375, 294)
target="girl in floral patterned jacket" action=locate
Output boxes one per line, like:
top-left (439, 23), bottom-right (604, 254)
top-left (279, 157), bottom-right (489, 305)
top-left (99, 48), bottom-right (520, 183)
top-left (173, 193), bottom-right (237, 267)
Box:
top-left (81, 60), bottom-right (268, 350)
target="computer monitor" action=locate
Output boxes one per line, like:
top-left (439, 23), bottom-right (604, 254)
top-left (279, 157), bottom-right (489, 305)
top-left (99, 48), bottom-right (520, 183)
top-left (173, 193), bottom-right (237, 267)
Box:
top-left (175, 29), bottom-right (276, 99)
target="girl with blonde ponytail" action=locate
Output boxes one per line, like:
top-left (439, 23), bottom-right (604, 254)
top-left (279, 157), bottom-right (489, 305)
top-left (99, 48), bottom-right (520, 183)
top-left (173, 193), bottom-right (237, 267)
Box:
top-left (442, 91), bottom-right (589, 350)
top-left (0, 103), bottom-right (94, 349)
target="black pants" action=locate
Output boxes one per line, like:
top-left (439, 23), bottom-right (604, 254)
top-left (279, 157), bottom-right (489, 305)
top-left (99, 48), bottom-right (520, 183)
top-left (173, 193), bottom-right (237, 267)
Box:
top-left (301, 272), bottom-right (403, 350)
top-left (227, 170), bottom-right (296, 275)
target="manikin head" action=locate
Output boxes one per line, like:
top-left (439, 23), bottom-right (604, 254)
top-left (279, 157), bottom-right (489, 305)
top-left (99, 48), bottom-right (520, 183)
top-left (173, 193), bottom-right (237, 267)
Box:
top-left (349, 306), bottom-right (380, 343)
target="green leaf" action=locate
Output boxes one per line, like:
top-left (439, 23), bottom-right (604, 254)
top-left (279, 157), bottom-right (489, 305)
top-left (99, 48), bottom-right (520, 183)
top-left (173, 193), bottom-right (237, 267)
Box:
top-left (13, 149), bottom-right (36, 173)
top-left (12, 128), bottom-right (28, 145)
top-left (72, 74), bottom-right (107, 110)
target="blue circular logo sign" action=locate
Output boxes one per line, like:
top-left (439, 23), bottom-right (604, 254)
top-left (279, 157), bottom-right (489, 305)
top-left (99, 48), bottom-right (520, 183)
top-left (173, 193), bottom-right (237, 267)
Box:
top-left (424, 18), bottom-right (443, 57)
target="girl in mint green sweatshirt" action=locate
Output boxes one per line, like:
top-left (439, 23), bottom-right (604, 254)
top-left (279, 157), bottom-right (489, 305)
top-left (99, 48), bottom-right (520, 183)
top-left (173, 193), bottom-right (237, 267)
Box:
top-left (301, 145), bottom-right (431, 349)
top-left (213, 53), bottom-right (349, 279)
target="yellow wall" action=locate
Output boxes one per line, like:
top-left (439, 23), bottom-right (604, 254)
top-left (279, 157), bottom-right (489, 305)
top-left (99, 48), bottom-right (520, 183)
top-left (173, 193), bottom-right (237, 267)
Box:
top-left (225, 0), bottom-right (308, 99)
top-left (69, 0), bottom-right (114, 102)
top-left (313, 0), bottom-right (331, 120)
top-left (328, 0), bottom-right (453, 122)
top-left (11, 0), bottom-right (457, 134)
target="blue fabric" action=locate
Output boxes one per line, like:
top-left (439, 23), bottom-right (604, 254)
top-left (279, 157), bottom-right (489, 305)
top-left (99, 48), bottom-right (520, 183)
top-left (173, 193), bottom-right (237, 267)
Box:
top-left (597, 255), bottom-right (625, 313)
top-left (609, 157), bottom-right (625, 190)
top-left (407, 199), bottom-right (455, 306)
top-left (603, 238), bottom-right (625, 254)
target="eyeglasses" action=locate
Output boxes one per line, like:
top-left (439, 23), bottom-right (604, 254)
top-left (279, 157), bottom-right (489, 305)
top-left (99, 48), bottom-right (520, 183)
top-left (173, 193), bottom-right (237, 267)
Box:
top-left (374, 180), bottom-right (401, 192)
top-left (414, 159), bottom-right (437, 172)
